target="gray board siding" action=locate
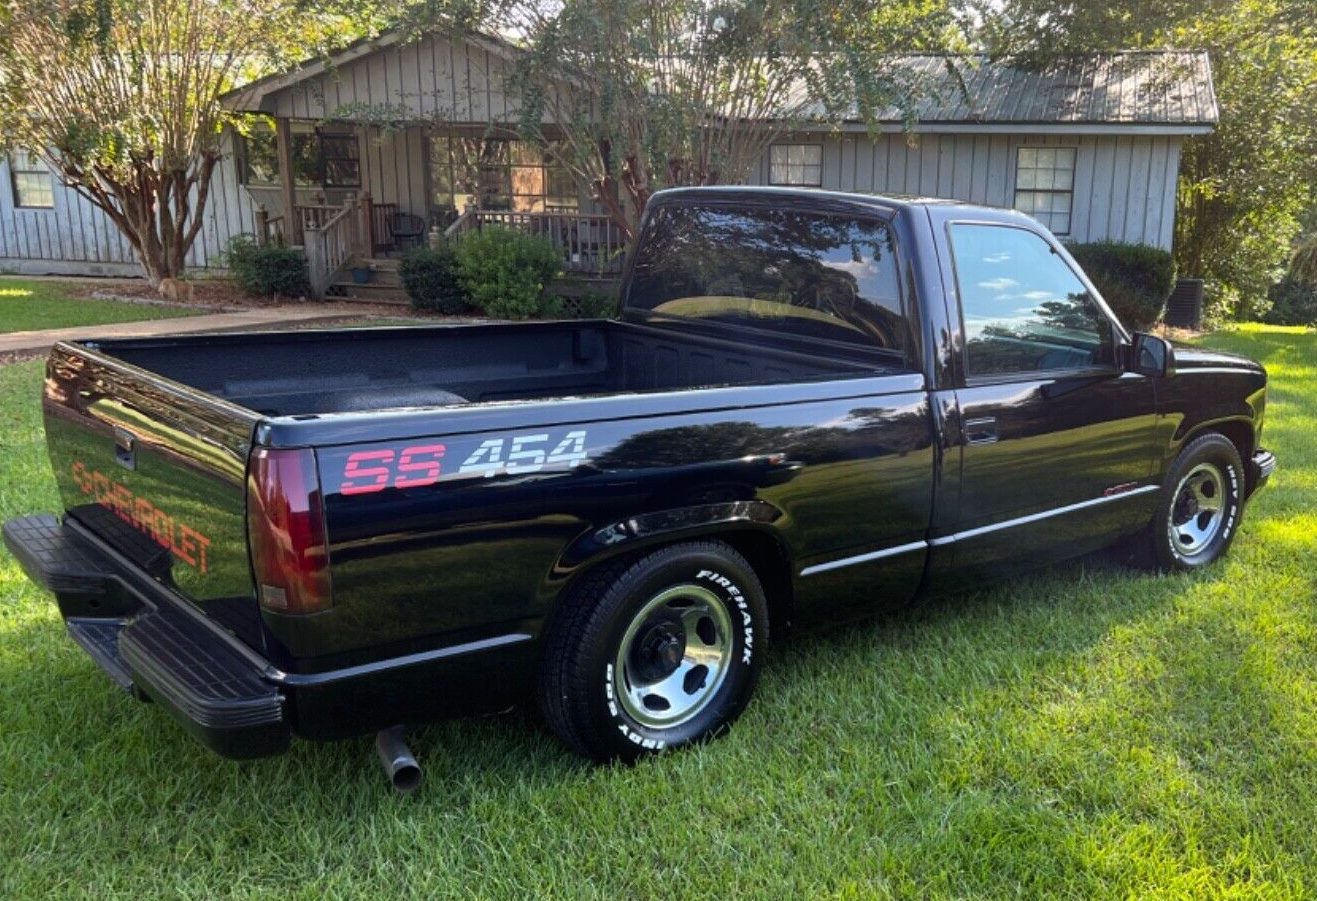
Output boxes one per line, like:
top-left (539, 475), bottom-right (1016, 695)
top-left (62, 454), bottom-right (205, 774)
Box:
top-left (0, 133), bottom-right (260, 276)
top-left (754, 131), bottom-right (1183, 248)
top-left (263, 33), bottom-right (527, 126)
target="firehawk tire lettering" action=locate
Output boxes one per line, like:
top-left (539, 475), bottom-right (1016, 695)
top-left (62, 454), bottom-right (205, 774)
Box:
top-left (539, 542), bottom-right (769, 762)
top-left (697, 569), bottom-right (754, 664)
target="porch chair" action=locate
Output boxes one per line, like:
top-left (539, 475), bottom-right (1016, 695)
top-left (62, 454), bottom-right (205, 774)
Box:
top-left (390, 212), bottom-right (427, 251)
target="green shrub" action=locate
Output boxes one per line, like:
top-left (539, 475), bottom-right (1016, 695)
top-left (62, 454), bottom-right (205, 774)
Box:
top-left (1264, 275), bottom-right (1317, 326)
top-left (224, 234), bottom-right (310, 298)
top-left (1068, 241), bottom-right (1175, 330)
top-left (539, 295), bottom-right (568, 319)
top-left (455, 226), bottom-right (562, 320)
top-left (575, 289), bottom-right (618, 319)
top-left (399, 244), bottom-right (470, 314)
top-left (1202, 279), bottom-right (1243, 329)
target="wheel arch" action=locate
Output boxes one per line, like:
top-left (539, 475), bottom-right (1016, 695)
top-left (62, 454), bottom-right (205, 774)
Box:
top-left (544, 519), bottom-right (796, 641)
top-left (1178, 418), bottom-right (1254, 490)
top-left (1183, 418), bottom-right (1253, 458)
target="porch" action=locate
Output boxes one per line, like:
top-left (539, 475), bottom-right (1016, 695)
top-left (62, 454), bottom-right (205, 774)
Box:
top-left (243, 120), bottom-right (627, 299)
top-left (255, 192), bottom-right (627, 301)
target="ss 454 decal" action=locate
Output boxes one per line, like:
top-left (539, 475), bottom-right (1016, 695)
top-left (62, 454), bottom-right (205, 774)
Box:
top-left (336, 429), bottom-right (589, 496)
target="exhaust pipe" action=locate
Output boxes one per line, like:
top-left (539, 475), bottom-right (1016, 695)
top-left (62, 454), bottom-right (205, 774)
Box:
top-left (375, 726), bottom-right (422, 794)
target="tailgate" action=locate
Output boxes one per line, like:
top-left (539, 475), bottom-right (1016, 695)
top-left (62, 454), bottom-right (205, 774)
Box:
top-left (42, 342), bottom-right (261, 633)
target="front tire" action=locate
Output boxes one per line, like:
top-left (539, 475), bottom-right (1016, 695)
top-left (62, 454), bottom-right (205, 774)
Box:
top-left (538, 541), bottom-right (768, 762)
top-left (1149, 432), bottom-right (1245, 571)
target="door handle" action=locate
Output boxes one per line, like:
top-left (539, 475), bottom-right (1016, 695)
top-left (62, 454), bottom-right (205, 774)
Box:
top-left (963, 416), bottom-right (998, 446)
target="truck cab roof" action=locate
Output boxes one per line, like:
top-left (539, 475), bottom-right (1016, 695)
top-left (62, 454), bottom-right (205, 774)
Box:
top-left (648, 185), bottom-right (1039, 228)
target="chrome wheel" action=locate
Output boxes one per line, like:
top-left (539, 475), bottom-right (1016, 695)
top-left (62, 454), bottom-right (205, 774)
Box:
top-left (1168, 462), bottom-right (1226, 556)
top-left (612, 584), bottom-right (733, 729)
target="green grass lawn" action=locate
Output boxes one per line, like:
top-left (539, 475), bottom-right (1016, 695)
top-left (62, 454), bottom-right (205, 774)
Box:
top-left (0, 277), bottom-right (200, 333)
top-left (0, 325), bottom-right (1313, 898)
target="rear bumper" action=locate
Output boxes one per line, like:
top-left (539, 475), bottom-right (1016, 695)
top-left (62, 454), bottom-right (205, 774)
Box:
top-left (4, 513), bottom-right (538, 752)
top-left (3, 514), bottom-right (290, 759)
top-left (1250, 448), bottom-right (1277, 495)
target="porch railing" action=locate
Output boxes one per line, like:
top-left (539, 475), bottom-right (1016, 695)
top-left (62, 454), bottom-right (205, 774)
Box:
top-left (253, 209), bottom-right (286, 247)
top-left (255, 199), bottom-right (399, 253)
top-left (304, 201), bottom-right (360, 299)
top-left (444, 210), bottom-right (627, 277)
top-left (253, 204), bottom-right (339, 248)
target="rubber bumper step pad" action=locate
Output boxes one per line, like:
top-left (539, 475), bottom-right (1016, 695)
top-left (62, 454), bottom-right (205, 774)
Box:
top-left (120, 608), bottom-right (290, 758)
top-left (66, 618), bottom-right (135, 692)
top-left (5, 513), bottom-right (289, 758)
top-left (3, 514), bottom-right (111, 596)
top-left (120, 609), bottom-right (283, 730)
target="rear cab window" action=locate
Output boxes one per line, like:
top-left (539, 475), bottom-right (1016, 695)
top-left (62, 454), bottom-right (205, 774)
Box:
top-left (623, 203), bottom-right (910, 363)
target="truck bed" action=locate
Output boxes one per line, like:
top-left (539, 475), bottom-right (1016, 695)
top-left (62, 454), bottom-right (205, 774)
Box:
top-left (97, 319), bottom-right (882, 416)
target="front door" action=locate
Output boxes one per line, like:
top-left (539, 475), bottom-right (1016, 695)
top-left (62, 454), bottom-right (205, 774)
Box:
top-left (933, 220), bottom-right (1160, 579)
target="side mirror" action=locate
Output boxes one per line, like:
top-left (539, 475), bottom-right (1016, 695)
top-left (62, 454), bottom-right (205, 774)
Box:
top-left (1128, 332), bottom-right (1174, 377)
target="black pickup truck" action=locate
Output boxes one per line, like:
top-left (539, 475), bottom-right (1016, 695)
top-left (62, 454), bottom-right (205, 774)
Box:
top-left (4, 187), bottom-right (1275, 784)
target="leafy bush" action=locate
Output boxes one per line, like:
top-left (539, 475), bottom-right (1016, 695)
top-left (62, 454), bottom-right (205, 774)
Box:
top-left (1068, 241), bottom-right (1176, 330)
top-left (1202, 280), bottom-right (1243, 329)
top-left (399, 244), bottom-right (470, 314)
top-left (225, 234), bottom-right (309, 298)
top-left (455, 226), bottom-right (562, 320)
top-left (575, 289), bottom-right (618, 319)
top-left (539, 295), bottom-right (568, 319)
top-left (1289, 233), bottom-right (1317, 288)
top-left (1264, 275), bottom-right (1317, 326)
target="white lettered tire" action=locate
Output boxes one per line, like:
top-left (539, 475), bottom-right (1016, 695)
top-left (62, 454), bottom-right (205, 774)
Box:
top-left (538, 541), bottom-right (768, 762)
top-left (1149, 432), bottom-right (1245, 571)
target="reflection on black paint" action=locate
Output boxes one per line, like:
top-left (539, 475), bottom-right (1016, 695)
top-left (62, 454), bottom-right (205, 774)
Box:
top-left (315, 393), bottom-right (935, 660)
top-left (950, 224), bottom-right (1115, 376)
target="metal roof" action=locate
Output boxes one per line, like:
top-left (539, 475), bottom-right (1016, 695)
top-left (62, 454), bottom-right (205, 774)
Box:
top-left (226, 37), bottom-right (1217, 135)
top-left (819, 52), bottom-right (1218, 129)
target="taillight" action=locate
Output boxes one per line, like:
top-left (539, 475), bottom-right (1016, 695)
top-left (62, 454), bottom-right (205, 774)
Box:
top-left (247, 447), bottom-right (332, 615)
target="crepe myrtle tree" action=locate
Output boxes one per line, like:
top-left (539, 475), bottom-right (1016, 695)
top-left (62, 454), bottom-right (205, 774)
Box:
top-left (414, 0), bottom-right (963, 240)
top-left (0, 0), bottom-right (363, 287)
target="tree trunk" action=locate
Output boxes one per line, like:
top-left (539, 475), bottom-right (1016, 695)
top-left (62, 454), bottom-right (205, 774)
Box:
top-left (593, 175), bottom-right (637, 244)
top-left (66, 157), bottom-right (215, 288)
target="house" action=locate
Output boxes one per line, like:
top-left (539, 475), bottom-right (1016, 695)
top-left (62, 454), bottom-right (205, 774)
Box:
top-left (0, 32), bottom-right (1217, 296)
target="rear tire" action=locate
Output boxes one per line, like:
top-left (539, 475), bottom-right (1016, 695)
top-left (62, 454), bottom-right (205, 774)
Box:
top-left (538, 541), bottom-right (768, 762)
top-left (1146, 433), bottom-right (1245, 571)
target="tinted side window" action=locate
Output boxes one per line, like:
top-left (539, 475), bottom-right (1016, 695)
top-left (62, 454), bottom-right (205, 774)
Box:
top-left (625, 205), bottom-right (906, 354)
top-left (949, 224), bottom-right (1114, 377)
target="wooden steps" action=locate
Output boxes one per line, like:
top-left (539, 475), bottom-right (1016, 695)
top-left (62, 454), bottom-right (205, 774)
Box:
top-left (327, 258), bottom-right (409, 305)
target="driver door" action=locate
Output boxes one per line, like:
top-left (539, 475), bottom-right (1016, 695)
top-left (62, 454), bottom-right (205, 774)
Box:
top-left (933, 220), bottom-right (1161, 579)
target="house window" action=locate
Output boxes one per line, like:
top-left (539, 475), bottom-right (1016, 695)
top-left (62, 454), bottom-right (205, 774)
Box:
top-left (238, 123), bottom-right (356, 188)
top-left (10, 150), bottom-right (54, 209)
top-left (239, 127), bottom-right (280, 185)
top-left (769, 144), bottom-right (823, 187)
top-left (430, 136), bottom-right (576, 213)
top-left (1014, 147), bottom-right (1076, 235)
top-left (317, 133), bottom-right (360, 188)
